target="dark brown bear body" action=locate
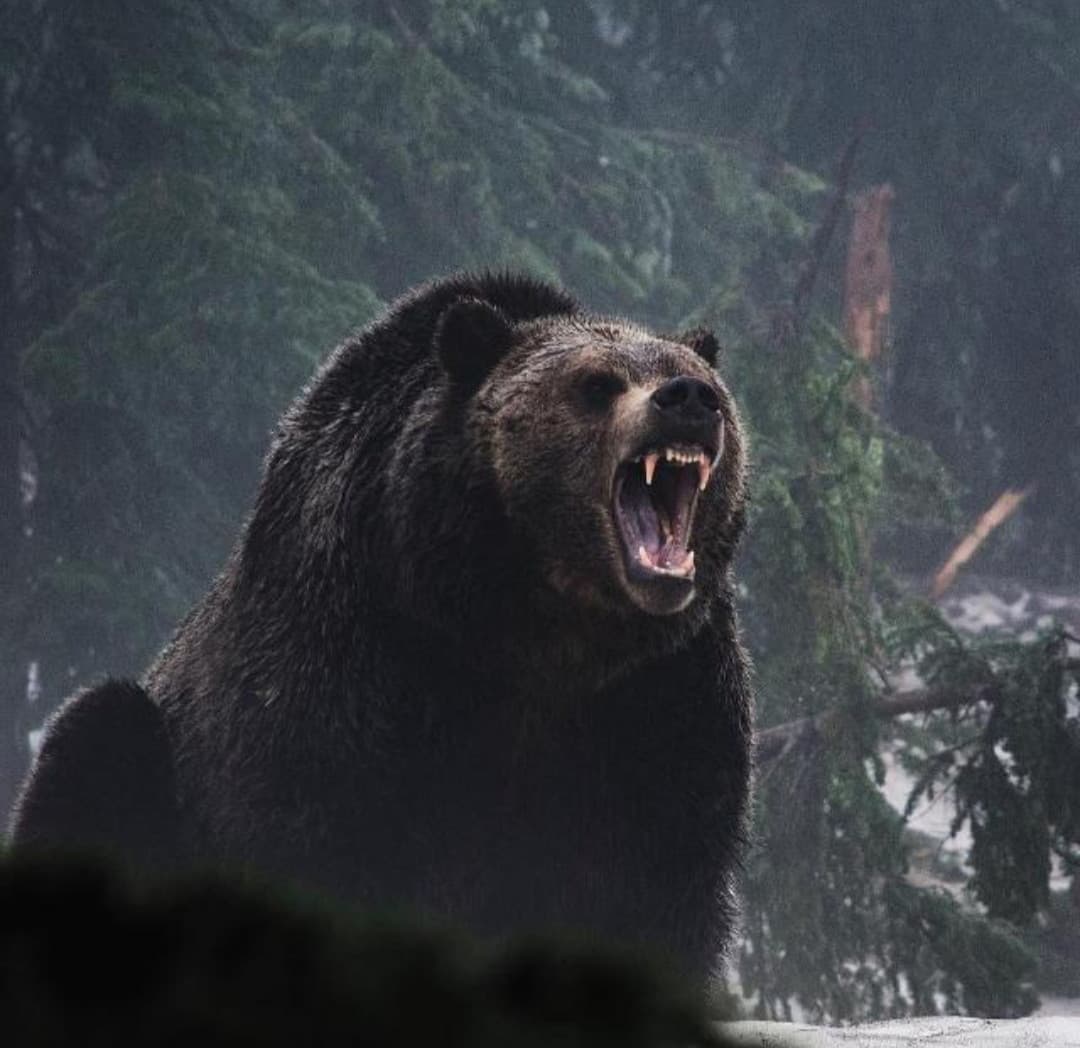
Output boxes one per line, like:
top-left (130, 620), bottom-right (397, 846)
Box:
top-left (11, 274), bottom-right (752, 979)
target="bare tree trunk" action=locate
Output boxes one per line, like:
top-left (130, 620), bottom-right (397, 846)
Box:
top-left (839, 183), bottom-right (895, 629)
top-left (843, 184), bottom-right (894, 408)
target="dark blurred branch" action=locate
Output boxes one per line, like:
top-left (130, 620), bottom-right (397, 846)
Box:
top-left (772, 118), bottom-right (869, 347)
top-left (199, 0), bottom-right (247, 59)
top-left (204, 0), bottom-right (264, 44)
top-left (0, 149), bottom-right (26, 819)
top-left (755, 682), bottom-right (1000, 767)
top-left (382, 1), bottom-right (424, 49)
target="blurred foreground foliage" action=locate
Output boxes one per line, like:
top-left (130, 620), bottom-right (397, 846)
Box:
top-left (2, 0), bottom-right (1078, 1023)
top-left (0, 853), bottom-right (718, 1047)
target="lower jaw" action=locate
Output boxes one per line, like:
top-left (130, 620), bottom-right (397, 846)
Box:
top-left (618, 546), bottom-right (697, 615)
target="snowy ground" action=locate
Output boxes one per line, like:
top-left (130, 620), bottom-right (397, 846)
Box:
top-left (935, 576), bottom-right (1080, 641)
top-left (722, 1015), bottom-right (1080, 1046)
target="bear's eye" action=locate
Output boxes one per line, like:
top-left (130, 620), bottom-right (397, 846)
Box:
top-left (580, 372), bottom-right (627, 410)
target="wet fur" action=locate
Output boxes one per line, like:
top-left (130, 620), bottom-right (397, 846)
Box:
top-left (11, 273), bottom-right (752, 979)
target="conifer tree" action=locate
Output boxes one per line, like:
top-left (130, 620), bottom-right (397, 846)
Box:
top-left (3, 0), bottom-right (1078, 1021)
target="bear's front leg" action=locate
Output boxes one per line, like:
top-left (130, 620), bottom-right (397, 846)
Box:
top-left (8, 680), bottom-right (181, 872)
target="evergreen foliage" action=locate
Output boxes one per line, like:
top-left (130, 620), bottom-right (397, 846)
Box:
top-left (566, 0), bottom-right (1080, 579)
top-left (890, 613), bottom-right (1080, 928)
top-left (3, 0), bottom-right (1078, 1023)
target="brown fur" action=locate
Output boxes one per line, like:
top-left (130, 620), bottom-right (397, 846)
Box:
top-left (11, 273), bottom-right (753, 981)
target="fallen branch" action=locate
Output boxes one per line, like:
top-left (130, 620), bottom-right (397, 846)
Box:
top-left (930, 485), bottom-right (1036, 600)
top-left (755, 682), bottom-right (999, 767)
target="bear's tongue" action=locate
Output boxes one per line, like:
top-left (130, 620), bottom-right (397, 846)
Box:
top-left (614, 455), bottom-right (702, 577)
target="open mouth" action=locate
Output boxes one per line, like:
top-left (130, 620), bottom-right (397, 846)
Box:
top-left (612, 444), bottom-right (716, 584)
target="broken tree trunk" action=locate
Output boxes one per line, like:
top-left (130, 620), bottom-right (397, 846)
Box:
top-left (843, 184), bottom-right (894, 408)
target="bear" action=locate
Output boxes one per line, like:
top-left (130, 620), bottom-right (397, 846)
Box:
top-left (10, 272), bottom-right (752, 981)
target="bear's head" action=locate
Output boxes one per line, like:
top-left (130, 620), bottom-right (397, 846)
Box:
top-left (236, 274), bottom-right (746, 692)
top-left (433, 291), bottom-right (746, 622)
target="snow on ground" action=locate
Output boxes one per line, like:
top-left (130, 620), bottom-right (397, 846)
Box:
top-left (722, 1016), bottom-right (1080, 1046)
top-left (937, 575), bottom-right (1080, 647)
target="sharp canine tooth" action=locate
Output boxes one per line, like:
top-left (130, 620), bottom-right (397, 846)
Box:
top-left (672, 551), bottom-right (695, 577)
top-left (697, 458), bottom-right (709, 491)
top-left (638, 544), bottom-right (650, 566)
top-left (644, 453), bottom-right (658, 485)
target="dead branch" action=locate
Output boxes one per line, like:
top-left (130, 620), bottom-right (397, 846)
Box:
top-left (755, 681), bottom-right (999, 767)
top-left (772, 118), bottom-right (869, 347)
top-left (930, 485), bottom-right (1037, 600)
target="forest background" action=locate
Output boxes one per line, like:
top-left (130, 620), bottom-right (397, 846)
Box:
top-left (2, 0), bottom-right (1079, 1023)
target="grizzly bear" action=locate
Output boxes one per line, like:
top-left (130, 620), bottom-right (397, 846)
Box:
top-left (10, 273), bottom-right (752, 980)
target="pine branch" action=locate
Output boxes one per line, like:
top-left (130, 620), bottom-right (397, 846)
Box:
top-left (755, 681), bottom-right (1000, 766)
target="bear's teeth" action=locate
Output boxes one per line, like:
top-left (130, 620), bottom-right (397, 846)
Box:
top-left (697, 456), bottom-right (710, 491)
top-left (636, 446), bottom-right (712, 489)
top-left (638, 543), bottom-right (695, 577)
top-left (667, 550), bottom-right (695, 576)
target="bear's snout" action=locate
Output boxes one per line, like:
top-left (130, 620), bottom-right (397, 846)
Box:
top-left (647, 375), bottom-right (725, 458)
top-left (650, 376), bottom-right (721, 419)
top-left (648, 373), bottom-right (717, 423)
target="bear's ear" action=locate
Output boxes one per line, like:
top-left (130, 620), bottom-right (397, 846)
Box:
top-left (675, 327), bottom-right (721, 367)
top-left (436, 298), bottom-right (516, 388)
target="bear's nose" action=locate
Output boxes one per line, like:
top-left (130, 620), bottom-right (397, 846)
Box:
top-left (650, 376), bottom-right (721, 419)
